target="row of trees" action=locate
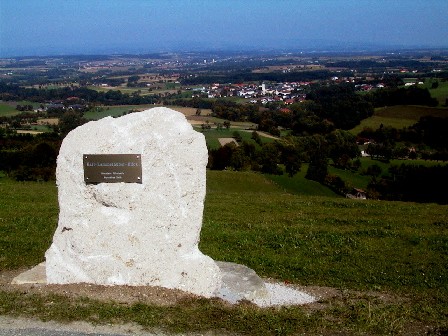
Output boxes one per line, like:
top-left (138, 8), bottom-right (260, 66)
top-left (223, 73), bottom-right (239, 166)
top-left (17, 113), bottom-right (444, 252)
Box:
top-left (359, 116), bottom-right (448, 161)
top-left (0, 83), bottom-right (160, 106)
top-left (208, 130), bottom-right (360, 179)
top-left (369, 164), bottom-right (448, 204)
top-left (0, 135), bottom-right (60, 181)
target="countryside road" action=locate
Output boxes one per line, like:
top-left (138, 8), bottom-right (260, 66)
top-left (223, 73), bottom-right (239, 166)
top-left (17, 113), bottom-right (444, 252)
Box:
top-left (0, 316), bottom-right (169, 336)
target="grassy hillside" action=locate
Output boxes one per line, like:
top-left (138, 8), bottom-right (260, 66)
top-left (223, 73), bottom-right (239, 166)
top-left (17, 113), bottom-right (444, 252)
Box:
top-left (426, 79), bottom-right (448, 106)
top-left (266, 164), bottom-right (340, 197)
top-left (350, 105), bottom-right (448, 134)
top-left (1, 172), bottom-right (447, 334)
top-left (203, 170), bottom-right (447, 291)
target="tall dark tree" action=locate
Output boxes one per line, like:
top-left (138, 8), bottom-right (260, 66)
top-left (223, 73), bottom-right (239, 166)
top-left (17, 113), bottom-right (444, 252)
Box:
top-left (304, 134), bottom-right (329, 182)
top-left (58, 111), bottom-right (87, 137)
top-left (326, 130), bottom-right (360, 168)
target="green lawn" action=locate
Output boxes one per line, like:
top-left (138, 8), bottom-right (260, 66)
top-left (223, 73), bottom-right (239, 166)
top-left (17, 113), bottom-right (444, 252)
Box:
top-left (1, 171), bottom-right (447, 334)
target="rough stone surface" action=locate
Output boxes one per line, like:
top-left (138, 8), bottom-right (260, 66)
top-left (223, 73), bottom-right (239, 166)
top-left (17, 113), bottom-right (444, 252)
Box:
top-left (11, 262), bottom-right (46, 285)
top-left (45, 107), bottom-right (221, 297)
top-left (215, 261), bottom-right (269, 303)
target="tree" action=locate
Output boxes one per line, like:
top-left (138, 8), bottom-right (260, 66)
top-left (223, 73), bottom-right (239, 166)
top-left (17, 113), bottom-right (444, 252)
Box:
top-left (366, 164), bottom-right (382, 177)
top-left (59, 111), bottom-right (87, 137)
top-left (208, 143), bottom-right (235, 170)
top-left (304, 134), bottom-right (328, 182)
top-left (251, 131), bottom-right (262, 145)
top-left (258, 143), bottom-right (282, 175)
top-left (279, 143), bottom-right (301, 177)
top-left (230, 146), bottom-right (250, 171)
top-left (233, 131), bottom-right (242, 143)
top-left (326, 130), bottom-right (359, 168)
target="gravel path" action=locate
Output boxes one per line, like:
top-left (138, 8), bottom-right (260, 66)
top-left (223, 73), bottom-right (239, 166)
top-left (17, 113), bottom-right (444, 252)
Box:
top-left (0, 316), bottom-right (164, 336)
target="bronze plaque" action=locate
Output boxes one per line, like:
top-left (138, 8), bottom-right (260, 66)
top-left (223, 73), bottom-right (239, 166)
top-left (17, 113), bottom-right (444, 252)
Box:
top-left (83, 154), bottom-right (142, 184)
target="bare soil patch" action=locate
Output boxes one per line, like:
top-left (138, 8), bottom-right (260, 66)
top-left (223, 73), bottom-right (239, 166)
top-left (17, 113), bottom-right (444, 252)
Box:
top-left (37, 118), bottom-right (59, 125)
top-left (218, 138), bottom-right (238, 147)
top-left (1, 268), bottom-right (198, 307)
top-left (0, 268), bottom-right (399, 311)
top-left (16, 130), bottom-right (44, 135)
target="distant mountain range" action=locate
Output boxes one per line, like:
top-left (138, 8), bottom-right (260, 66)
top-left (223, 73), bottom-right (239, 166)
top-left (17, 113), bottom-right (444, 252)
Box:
top-left (1, 38), bottom-right (447, 58)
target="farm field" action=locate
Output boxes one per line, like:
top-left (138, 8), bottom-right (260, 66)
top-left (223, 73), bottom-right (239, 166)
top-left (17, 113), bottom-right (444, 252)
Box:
top-left (0, 171), bottom-right (447, 335)
top-left (87, 84), bottom-right (179, 96)
top-left (198, 127), bottom-right (274, 149)
top-left (0, 100), bottom-right (40, 117)
top-left (350, 105), bottom-right (448, 134)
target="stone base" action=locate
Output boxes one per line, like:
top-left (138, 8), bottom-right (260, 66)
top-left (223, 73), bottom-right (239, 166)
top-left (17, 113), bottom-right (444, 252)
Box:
top-left (11, 261), bottom-right (315, 307)
top-left (11, 262), bottom-right (46, 285)
top-left (11, 261), bottom-right (268, 302)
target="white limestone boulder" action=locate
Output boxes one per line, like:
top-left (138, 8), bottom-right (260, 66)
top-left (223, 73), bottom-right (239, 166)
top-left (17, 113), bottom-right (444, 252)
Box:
top-left (45, 107), bottom-right (221, 297)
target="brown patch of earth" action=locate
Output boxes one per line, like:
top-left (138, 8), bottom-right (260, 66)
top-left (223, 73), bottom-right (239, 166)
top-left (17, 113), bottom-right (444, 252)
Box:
top-left (0, 268), bottom-right (199, 307)
top-left (0, 268), bottom-right (401, 310)
top-left (37, 118), bottom-right (59, 125)
top-left (218, 138), bottom-right (238, 147)
top-left (16, 130), bottom-right (44, 135)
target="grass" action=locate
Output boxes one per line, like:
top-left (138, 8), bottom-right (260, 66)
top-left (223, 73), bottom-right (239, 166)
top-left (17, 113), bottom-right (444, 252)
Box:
top-left (1, 171), bottom-right (447, 334)
top-left (84, 105), bottom-right (158, 120)
top-left (425, 79), bottom-right (448, 106)
top-left (327, 165), bottom-right (371, 190)
top-left (0, 179), bottom-right (58, 269)
top-left (203, 171), bottom-right (448, 292)
top-left (0, 100), bottom-right (40, 117)
top-left (266, 164), bottom-right (340, 197)
top-left (199, 128), bottom-right (274, 149)
top-left (350, 105), bottom-right (448, 134)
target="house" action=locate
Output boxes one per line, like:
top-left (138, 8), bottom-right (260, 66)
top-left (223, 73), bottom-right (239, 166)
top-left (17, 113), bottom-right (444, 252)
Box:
top-left (346, 188), bottom-right (367, 200)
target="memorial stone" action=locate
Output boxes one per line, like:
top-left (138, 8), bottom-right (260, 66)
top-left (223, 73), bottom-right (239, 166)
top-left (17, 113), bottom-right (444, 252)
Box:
top-left (45, 107), bottom-right (222, 297)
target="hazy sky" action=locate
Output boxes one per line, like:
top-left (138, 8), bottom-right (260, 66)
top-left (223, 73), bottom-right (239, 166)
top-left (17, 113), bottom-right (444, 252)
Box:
top-left (1, 0), bottom-right (447, 56)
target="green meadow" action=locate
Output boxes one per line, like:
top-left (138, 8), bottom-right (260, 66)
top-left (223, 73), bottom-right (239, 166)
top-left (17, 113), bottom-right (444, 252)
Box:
top-left (1, 171), bottom-right (447, 335)
top-left (0, 101), bottom-right (40, 117)
top-left (198, 128), bottom-right (274, 149)
top-left (425, 79), bottom-right (448, 106)
top-left (350, 105), bottom-right (448, 134)
top-left (83, 104), bottom-right (158, 120)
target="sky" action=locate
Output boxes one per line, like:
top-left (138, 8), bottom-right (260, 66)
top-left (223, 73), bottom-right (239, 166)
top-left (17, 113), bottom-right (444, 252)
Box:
top-left (1, 0), bottom-right (447, 57)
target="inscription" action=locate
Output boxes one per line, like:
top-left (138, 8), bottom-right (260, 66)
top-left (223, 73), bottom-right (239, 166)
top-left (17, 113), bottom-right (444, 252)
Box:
top-left (83, 154), bottom-right (142, 184)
